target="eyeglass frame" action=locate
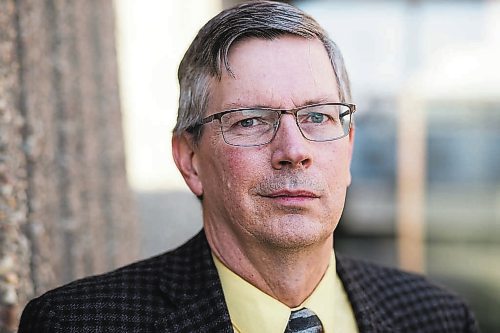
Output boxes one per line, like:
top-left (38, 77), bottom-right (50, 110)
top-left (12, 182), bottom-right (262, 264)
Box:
top-left (187, 102), bottom-right (356, 147)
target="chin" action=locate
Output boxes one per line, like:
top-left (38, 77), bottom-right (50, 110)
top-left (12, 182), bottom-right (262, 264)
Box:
top-left (255, 216), bottom-right (335, 250)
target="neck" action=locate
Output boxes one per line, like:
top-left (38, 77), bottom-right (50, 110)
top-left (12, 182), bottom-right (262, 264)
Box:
top-left (206, 224), bottom-right (333, 308)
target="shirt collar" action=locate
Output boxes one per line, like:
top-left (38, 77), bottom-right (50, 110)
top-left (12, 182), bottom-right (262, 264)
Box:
top-left (212, 252), bottom-right (338, 333)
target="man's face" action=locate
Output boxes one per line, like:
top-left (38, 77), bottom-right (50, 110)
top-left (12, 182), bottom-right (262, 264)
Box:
top-left (175, 36), bottom-right (354, 251)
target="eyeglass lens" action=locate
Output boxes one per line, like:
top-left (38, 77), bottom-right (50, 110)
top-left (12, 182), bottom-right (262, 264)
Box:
top-left (219, 104), bottom-right (351, 147)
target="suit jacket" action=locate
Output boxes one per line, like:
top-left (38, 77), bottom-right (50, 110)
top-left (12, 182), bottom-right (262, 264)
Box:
top-left (19, 230), bottom-right (479, 333)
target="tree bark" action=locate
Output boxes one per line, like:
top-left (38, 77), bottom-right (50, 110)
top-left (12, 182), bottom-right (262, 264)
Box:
top-left (0, 1), bottom-right (138, 331)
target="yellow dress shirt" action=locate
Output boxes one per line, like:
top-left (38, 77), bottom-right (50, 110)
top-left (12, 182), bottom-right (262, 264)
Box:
top-left (212, 252), bottom-right (359, 333)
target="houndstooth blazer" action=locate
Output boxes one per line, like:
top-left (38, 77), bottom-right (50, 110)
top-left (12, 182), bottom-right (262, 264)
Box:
top-left (19, 230), bottom-right (479, 332)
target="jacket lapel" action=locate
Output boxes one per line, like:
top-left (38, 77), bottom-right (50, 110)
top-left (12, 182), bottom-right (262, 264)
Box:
top-left (336, 255), bottom-right (398, 333)
top-left (153, 231), bottom-right (233, 332)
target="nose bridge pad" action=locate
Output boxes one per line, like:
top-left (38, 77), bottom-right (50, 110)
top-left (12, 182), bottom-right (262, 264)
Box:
top-left (293, 112), bottom-right (306, 138)
top-left (276, 111), bottom-right (305, 140)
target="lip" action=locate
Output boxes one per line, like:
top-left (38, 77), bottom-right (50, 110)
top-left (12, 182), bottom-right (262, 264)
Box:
top-left (266, 189), bottom-right (319, 198)
top-left (261, 189), bottom-right (320, 205)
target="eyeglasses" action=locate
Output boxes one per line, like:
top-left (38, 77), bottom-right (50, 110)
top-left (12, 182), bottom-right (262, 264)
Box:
top-left (191, 102), bottom-right (355, 147)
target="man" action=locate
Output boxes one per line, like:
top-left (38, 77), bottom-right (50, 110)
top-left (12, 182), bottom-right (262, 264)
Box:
top-left (20, 1), bottom-right (478, 332)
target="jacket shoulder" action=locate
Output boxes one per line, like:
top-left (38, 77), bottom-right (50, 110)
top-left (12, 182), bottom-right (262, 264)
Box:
top-left (19, 248), bottom-right (182, 332)
top-left (19, 231), bottom-right (217, 332)
top-left (337, 255), bottom-right (479, 332)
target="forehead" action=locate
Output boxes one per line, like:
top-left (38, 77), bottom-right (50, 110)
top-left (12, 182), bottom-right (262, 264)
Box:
top-left (208, 36), bottom-right (339, 113)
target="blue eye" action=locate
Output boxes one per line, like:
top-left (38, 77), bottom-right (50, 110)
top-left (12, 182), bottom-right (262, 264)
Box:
top-left (239, 118), bottom-right (256, 127)
top-left (309, 112), bottom-right (325, 123)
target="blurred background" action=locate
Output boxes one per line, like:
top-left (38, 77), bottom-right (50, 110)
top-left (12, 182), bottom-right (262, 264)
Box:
top-left (0, 0), bottom-right (498, 332)
top-left (115, 0), bottom-right (500, 331)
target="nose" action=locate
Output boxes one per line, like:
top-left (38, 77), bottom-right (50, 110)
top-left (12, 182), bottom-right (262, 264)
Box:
top-left (270, 114), bottom-right (312, 170)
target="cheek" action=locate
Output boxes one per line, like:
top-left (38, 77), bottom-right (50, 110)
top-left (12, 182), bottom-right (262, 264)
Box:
top-left (205, 151), bottom-right (267, 223)
top-left (203, 144), bottom-right (266, 197)
top-left (324, 145), bottom-right (351, 183)
top-left (220, 150), bottom-right (266, 192)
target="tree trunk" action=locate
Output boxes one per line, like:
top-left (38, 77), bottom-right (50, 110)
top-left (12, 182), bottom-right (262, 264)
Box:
top-left (0, 1), bottom-right (138, 331)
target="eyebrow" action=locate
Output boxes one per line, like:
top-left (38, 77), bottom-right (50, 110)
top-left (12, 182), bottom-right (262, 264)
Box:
top-left (302, 97), bottom-right (331, 105)
top-left (221, 102), bottom-right (257, 110)
top-left (221, 97), bottom-right (334, 110)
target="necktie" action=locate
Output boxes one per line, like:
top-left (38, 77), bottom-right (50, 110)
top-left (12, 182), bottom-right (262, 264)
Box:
top-left (285, 307), bottom-right (324, 333)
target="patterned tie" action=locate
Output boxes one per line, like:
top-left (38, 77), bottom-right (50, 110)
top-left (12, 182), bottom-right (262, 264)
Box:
top-left (285, 307), bottom-right (324, 333)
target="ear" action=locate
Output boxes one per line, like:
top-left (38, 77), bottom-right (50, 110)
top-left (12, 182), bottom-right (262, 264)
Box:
top-left (172, 133), bottom-right (203, 196)
top-left (346, 124), bottom-right (355, 186)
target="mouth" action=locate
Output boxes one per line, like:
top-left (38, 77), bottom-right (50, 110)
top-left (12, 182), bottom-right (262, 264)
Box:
top-left (266, 190), bottom-right (319, 199)
top-left (261, 189), bottom-right (320, 205)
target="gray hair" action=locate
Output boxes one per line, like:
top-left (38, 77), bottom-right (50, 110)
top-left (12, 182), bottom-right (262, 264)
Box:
top-left (174, 0), bottom-right (351, 143)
